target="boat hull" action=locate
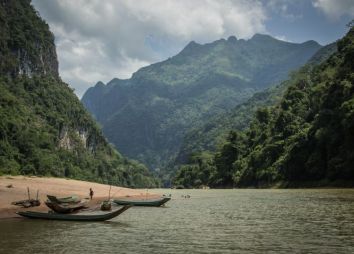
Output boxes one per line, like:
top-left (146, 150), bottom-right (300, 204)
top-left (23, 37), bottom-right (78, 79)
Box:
top-left (45, 200), bottom-right (88, 214)
top-left (17, 205), bottom-right (131, 221)
top-left (113, 197), bottom-right (171, 207)
top-left (47, 195), bottom-right (80, 204)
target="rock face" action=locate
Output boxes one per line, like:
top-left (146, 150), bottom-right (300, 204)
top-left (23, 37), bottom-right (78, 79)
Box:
top-left (0, 0), bottom-right (158, 187)
top-left (0, 0), bottom-right (92, 154)
top-left (16, 42), bottom-right (59, 77)
top-left (82, 33), bottom-right (322, 170)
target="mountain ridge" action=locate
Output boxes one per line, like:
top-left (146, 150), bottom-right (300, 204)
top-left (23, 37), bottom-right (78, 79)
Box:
top-left (173, 26), bottom-right (354, 188)
top-left (174, 41), bottom-right (338, 167)
top-left (82, 32), bottom-right (322, 171)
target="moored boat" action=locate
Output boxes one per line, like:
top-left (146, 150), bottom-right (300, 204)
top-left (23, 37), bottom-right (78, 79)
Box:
top-left (47, 195), bottom-right (81, 204)
top-left (45, 199), bottom-right (88, 214)
top-left (17, 205), bottom-right (132, 221)
top-left (113, 197), bottom-right (171, 207)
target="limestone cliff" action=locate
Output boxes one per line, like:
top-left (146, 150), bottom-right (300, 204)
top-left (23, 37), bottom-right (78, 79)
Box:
top-left (0, 0), bottom-right (158, 187)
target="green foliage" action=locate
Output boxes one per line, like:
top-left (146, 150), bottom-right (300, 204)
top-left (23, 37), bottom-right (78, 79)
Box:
top-left (173, 27), bottom-right (353, 188)
top-left (83, 34), bottom-right (321, 175)
top-left (0, 0), bottom-right (58, 77)
top-left (0, 0), bottom-right (159, 188)
top-left (176, 42), bottom-right (338, 167)
top-left (172, 151), bottom-right (216, 188)
top-left (175, 84), bottom-right (288, 166)
top-left (0, 76), bottom-right (159, 187)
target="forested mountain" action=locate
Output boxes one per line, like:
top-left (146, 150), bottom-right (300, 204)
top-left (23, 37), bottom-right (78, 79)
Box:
top-left (82, 34), bottom-right (321, 170)
top-left (173, 26), bottom-right (354, 188)
top-left (0, 0), bottom-right (158, 187)
top-left (175, 42), bottom-right (337, 166)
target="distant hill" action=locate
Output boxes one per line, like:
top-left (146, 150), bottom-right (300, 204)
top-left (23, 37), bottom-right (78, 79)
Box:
top-left (82, 34), bottom-right (321, 170)
top-left (0, 0), bottom-right (158, 187)
top-left (173, 27), bottom-right (354, 188)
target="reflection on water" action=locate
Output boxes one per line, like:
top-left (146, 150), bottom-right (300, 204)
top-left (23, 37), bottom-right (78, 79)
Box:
top-left (1, 189), bottom-right (354, 253)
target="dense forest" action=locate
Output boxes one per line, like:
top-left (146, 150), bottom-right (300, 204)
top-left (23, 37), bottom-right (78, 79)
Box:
top-left (0, 0), bottom-right (159, 187)
top-left (173, 26), bottom-right (354, 188)
top-left (175, 43), bottom-right (338, 166)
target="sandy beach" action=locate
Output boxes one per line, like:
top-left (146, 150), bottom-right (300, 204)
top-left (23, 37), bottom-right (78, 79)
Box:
top-left (0, 175), bottom-right (159, 219)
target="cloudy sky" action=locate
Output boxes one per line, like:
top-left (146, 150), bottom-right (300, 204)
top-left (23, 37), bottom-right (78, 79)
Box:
top-left (32, 0), bottom-right (354, 98)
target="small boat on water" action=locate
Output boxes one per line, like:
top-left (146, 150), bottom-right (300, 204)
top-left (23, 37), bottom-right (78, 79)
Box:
top-left (113, 197), bottom-right (171, 207)
top-left (45, 200), bottom-right (88, 214)
top-left (17, 205), bottom-right (132, 221)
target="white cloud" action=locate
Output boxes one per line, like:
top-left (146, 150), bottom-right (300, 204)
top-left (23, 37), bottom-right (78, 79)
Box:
top-left (274, 35), bottom-right (292, 42)
top-left (266, 0), bottom-right (303, 21)
top-left (32, 0), bottom-right (267, 98)
top-left (313, 0), bottom-right (354, 20)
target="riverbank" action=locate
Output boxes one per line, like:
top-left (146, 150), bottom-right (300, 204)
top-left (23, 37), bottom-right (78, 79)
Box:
top-left (0, 176), bottom-right (159, 219)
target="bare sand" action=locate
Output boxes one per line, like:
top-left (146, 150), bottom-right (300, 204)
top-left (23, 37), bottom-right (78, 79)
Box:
top-left (0, 175), bottom-right (159, 219)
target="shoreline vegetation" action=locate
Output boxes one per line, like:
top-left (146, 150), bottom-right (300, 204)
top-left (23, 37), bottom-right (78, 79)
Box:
top-left (174, 180), bottom-right (354, 190)
top-left (0, 175), bottom-right (160, 219)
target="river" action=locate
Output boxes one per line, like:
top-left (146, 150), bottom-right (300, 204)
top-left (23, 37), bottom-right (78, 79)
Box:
top-left (1, 189), bottom-right (354, 253)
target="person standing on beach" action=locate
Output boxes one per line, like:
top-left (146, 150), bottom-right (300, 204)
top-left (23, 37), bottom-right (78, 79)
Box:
top-left (89, 188), bottom-right (94, 200)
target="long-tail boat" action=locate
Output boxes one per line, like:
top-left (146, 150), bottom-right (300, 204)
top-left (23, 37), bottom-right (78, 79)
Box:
top-left (113, 197), bottom-right (171, 207)
top-left (16, 205), bottom-right (131, 221)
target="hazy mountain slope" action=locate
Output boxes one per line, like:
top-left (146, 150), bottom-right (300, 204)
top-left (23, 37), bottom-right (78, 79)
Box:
top-left (175, 42), bottom-right (338, 166)
top-left (0, 0), bottom-right (158, 187)
top-left (173, 27), bottom-right (354, 188)
top-left (82, 34), bottom-right (321, 170)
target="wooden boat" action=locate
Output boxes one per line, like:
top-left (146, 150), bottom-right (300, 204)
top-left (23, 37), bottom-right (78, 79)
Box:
top-left (113, 197), bottom-right (171, 207)
top-left (12, 187), bottom-right (40, 208)
top-left (47, 195), bottom-right (80, 204)
top-left (12, 199), bottom-right (40, 208)
top-left (45, 199), bottom-right (88, 214)
top-left (16, 205), bottom-right (131, 221)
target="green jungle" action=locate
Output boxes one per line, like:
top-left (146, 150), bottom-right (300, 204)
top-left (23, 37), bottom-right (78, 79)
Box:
top-left (0, 0), bottom-right (158, 187)
top-left (173, 27), bottom-right (354, 188)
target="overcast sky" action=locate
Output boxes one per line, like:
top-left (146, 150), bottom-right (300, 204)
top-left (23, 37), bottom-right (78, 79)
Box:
top-left (32, 0), bottom-right (354, 98)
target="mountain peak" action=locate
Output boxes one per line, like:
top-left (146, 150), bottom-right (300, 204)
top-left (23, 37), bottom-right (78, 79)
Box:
top-left (183, 41), bottom-right (201, 51)
top-left (227, 36), bottom-right (237, 43)
top-left (187, 40), bottom-right (199, 46)
top-left (251, 33), bottom-right (276, 42)
top-left (95, 81), bottom-right (105, 88)
top-left (107, 78), bottom-right (121, 86)
top-left (302, 40), bottom-right (321, 47)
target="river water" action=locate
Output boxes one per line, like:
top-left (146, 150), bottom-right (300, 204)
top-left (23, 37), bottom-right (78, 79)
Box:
top-left (1, 189), bottom-right (354, 253)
